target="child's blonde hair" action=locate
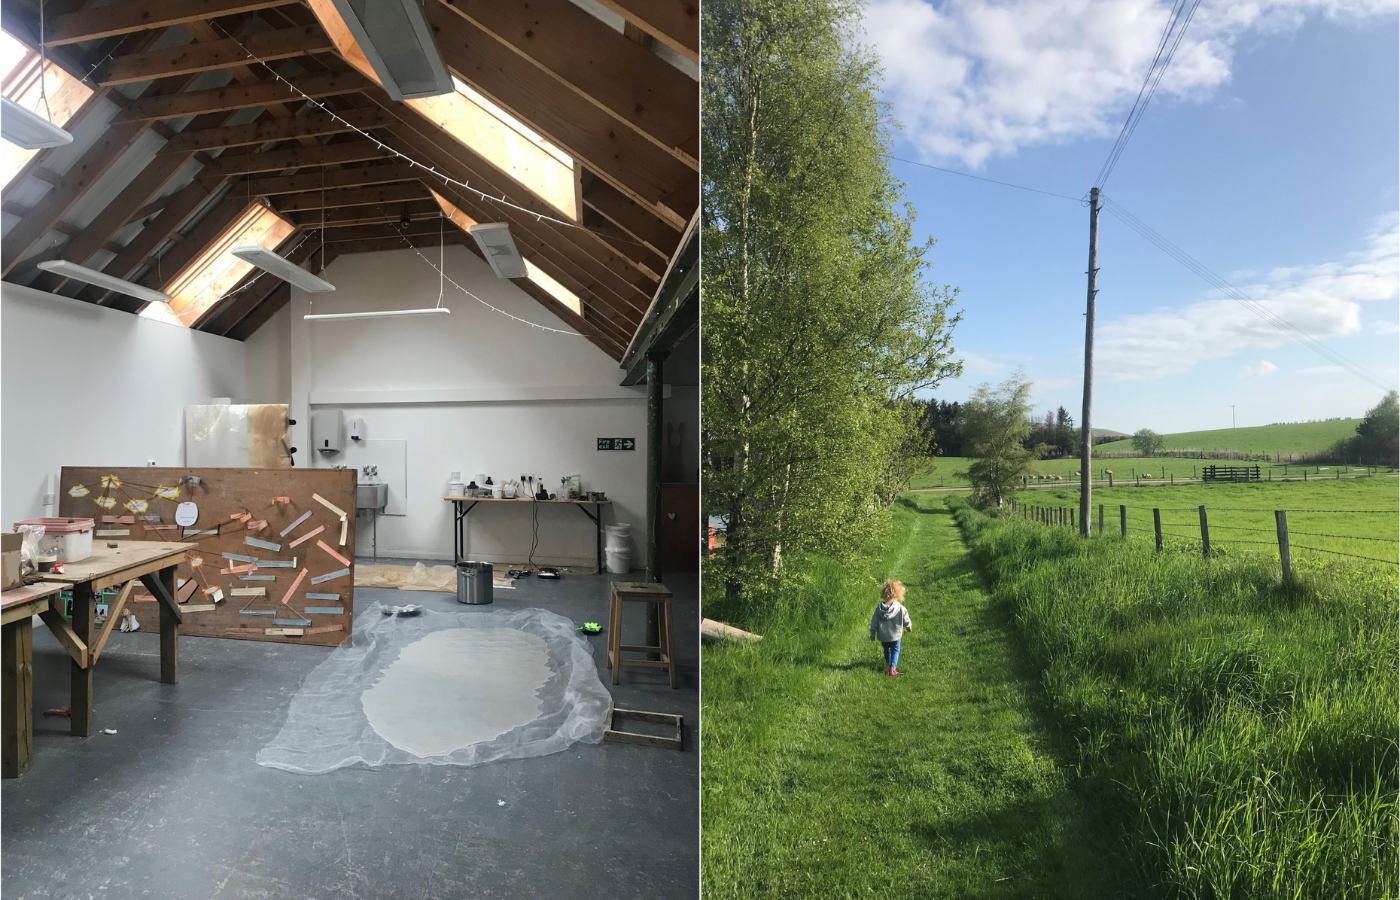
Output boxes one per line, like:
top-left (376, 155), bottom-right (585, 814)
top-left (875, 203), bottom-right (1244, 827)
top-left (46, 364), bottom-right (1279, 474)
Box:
top-left (881, 580), bottom-right (905, 602)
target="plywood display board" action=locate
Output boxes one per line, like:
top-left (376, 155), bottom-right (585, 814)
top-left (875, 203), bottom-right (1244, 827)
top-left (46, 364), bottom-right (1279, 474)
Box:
top-left (58, 467), bottom-right (356, 647)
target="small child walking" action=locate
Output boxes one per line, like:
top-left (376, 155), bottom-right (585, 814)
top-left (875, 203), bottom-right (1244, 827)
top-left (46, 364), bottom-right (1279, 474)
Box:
top-left (869, 580), bottom-right (912, 677)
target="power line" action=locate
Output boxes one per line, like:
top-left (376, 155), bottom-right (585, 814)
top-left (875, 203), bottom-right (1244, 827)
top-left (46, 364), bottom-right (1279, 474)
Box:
top-left (1101, 195), bottom-right (1393, 392)
top-left (887, 155), bottom-right (1082, 203)
top-left (1095, 0), bottom-right (1202, 188)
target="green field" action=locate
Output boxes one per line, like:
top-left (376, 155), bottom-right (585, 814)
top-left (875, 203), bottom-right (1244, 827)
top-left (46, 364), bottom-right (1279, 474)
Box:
top-left (955, 498), bottom-right (1397, 898)
top-left (1097, 419), bottom-right (1361, 456)
top-left (702, 497), bottom-right (1130, 897)
top-left (1010, 476), bottom-right (1398, 568)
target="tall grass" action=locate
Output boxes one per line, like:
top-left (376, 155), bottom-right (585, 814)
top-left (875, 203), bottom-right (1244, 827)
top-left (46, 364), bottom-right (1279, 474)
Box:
top-left (952, 498), bottom-right (1398, 898)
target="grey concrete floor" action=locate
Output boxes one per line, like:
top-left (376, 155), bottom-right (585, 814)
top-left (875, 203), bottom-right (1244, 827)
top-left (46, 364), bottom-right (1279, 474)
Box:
top-left (1, 563), bottom-right (698, 899)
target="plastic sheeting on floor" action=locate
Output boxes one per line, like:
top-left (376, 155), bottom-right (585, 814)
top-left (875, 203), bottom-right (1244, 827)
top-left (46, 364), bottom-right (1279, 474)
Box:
top-left (256, 603), bottom-right (611, 773)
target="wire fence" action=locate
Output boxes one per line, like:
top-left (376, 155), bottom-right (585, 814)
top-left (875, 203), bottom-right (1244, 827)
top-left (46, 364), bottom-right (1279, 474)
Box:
top-left (1007, 498), bottom-right (1399, 576)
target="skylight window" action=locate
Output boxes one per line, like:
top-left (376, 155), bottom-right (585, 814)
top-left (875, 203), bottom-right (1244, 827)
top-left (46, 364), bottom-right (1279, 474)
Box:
top-left (305, 0), bottom-right (579, 221)
top-left (142, 202), bottom-right (295, 327)
top-left (523, 260), bottom-right (581, 316)
top-left (0, 29), bottom-right (93, 186)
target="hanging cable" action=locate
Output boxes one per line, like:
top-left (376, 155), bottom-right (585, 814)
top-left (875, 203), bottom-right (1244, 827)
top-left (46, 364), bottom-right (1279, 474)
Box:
top-left (1094, 0), bottom-right (1202, 188)
top-left (390, 221), bottom-right (580, 336)
top-left (1102, 194), bottom-right (1392, 392)
top-left (888, 155), bottom-right (1082, 203)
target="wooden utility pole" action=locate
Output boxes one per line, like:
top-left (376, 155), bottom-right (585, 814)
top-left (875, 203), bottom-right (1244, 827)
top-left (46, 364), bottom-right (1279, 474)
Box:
top-left (1078, 187), bottom-right (1101, 537)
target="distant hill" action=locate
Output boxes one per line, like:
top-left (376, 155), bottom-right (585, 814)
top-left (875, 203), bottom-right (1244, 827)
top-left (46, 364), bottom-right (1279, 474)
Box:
top-left (1092, 428), bottom-right (1130, 440)
top-left (1097, 419), bottom-right (1361, 456)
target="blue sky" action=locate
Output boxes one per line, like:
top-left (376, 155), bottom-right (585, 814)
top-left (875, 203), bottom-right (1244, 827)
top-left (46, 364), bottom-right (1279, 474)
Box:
top-left (863, 0), bottom-right (1399, 433)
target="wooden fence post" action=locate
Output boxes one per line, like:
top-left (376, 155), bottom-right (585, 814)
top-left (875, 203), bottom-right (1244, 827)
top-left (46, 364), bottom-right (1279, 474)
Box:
top-left (1153, 508), bottom-right (1162, 553)
top-left (1275, 510), bottom-right (1292, 585)
top-left (1069, 508), bottom-right (1075, 530)
top-left (1119, 504), bottom-right (1127, 538)
top-left (1198, 505), bottom-right (1210, 558)
top-left (1097, 504), bottom-right (1104, 535)
top-left (1304, 470), bottom-right (1308, 482)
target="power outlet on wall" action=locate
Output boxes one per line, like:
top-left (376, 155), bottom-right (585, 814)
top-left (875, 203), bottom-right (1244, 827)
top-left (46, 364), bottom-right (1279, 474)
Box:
top-left (147, 458), bottom-right (157, 466)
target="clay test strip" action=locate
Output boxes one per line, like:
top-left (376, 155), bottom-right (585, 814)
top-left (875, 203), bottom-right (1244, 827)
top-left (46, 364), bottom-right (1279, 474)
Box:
top-left (312, 493), bottom-right (347, 519)
top-left (288, 524), bottom-right (324, 549)
top-left (339, 516), bottom-right (347, 546)
top-left (220, 562), bottom-right (257, 575)
top-left (316, 539), bottom-right (351, 568)
top-left (279, 510), bottom-right (312, 537)
top-left (279, 568), bottom-right (310, 607)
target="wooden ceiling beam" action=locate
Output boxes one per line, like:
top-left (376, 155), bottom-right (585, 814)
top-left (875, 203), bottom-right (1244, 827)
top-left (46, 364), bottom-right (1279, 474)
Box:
top-left (433, 0), bottom-right (697, 166)
top-left (595, 0), bottom-right (698, 63)
top-left (161, 106), bottom-right (388, 153)
top-left (104, 194), bottom-right (250, 313)
top-left (581, 174), bottom-right (682, 260)
top-left (97, 25), bottom-right (332, 86)
top-left (45, 0), bottom-right (299, 46)
top-left (271, 180), bottom-right (430, 213)
top-left (199, 138), bottom-right (393, 177)
top-left (114, 71), bottom-right (363, 123)
top-left (1, 73), bottom-right (200, 276)
top-left (420, 4), bottom-right (694, 230)
top-left (286, 198), bottom-right (439, 228)
top-left (238, 160), bottom-right (418, 196)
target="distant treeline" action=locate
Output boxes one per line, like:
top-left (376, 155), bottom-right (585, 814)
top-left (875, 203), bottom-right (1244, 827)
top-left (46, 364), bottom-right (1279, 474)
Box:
top-left (917, 399), bottom-right (1115, 460)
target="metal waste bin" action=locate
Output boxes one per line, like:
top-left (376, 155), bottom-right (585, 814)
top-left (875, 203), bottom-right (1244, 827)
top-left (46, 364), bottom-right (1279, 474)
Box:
top-left (456, 561), bottom-right (493, 605)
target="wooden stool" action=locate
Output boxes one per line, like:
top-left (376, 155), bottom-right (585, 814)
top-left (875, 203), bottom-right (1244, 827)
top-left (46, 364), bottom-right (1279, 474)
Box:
top-left (607, 581), bottom-right (676, 689)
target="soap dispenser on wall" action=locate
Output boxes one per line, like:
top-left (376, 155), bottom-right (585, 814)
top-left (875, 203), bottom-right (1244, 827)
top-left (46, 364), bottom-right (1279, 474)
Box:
top-left (348, 416), bottom-right (366, 442)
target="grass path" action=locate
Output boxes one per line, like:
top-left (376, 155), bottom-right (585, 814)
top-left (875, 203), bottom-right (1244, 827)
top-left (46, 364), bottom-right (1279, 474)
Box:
top-left (703, 499), bottom-right (1132, 897)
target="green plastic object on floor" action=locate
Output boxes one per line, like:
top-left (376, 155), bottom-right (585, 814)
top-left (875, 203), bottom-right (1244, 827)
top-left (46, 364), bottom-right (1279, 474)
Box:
top-left (577, 621), bottom-right (602, 635)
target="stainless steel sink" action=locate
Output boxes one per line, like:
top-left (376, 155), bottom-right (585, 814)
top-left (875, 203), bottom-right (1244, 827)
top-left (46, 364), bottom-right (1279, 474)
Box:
top-left (356, 482), bottom-right (388, 511)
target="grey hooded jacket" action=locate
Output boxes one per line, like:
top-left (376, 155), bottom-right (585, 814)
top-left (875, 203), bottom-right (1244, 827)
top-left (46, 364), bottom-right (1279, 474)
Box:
top-left (869, 600), bottom-right (911, 643)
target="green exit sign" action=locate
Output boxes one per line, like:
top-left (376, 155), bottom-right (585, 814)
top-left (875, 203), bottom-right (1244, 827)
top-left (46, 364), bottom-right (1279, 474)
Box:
top-left (597, 437), bottom-right (636, 451)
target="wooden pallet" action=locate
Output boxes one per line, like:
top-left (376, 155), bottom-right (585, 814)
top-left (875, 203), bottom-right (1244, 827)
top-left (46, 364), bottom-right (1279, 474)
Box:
top-left (603, 707), bottom-right (683, 751)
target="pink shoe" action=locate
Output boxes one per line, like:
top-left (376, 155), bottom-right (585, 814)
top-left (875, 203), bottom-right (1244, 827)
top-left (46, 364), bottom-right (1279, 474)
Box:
top-left (889, 667), bottom-right (898, 677)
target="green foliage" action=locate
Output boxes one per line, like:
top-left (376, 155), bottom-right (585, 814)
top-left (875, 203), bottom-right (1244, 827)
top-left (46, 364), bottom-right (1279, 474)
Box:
top-left (1349, 390), bottom-right (1399, 465)
top-left (962, 376), bottom-right (1034, 507)
top-left (1131, 428), bottom-right (1164, 456)
top-left (702, 0), bottom-right (960, 599)
top-left (954, 500), bottom-right (1398, 899)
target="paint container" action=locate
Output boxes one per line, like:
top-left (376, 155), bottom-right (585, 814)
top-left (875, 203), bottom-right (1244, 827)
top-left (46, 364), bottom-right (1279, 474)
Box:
top-left (456, 561), bottom-right (494, 605)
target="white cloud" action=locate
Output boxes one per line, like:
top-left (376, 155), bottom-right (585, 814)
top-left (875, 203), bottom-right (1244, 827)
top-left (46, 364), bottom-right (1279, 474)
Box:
top-left (1096, 215), bottom-right (1399, 380)
top-left (863, 0), bottom-right (1395, 167)
top-left (1238, 359), bottom-right (1278, 378)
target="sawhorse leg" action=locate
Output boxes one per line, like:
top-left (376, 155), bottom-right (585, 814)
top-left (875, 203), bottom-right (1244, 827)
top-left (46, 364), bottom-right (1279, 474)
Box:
top-left (139, 568), bottom-right (181, 685)
top-left (2, 616), bottom-right (33, 777)
top-left (575, 503), bottom-right (604, 574)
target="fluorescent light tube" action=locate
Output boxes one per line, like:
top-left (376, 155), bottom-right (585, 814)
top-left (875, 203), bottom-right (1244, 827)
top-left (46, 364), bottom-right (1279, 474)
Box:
top-left (2, 97), bottom-right (73, 149)
top-left (231, 245), bottom-right (336, 292)
top-left (327, 0), bottom-right (454, 101)
top-left (35, 260), bottom-right (171, 303)
top-left (468, 223), bottom-right (526, 279)
top-left (304, 307), bottom-right (451, 321)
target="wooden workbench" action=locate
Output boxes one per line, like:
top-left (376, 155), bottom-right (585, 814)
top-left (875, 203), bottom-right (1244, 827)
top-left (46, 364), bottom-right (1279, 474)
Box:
top-left (3, 581), bottom-right (67, 777)
top-left (35, 540), bottom-right (194, 741)
top-left (444, 496), bottom-right (612, 573)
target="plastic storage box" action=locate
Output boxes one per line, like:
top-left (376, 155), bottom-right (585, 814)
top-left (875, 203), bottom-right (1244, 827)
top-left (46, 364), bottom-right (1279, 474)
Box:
top-left (14, 517), bottom-right (95, 563)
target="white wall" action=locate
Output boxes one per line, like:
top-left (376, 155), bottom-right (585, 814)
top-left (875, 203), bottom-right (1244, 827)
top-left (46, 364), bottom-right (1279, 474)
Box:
top-left (243, 302), bottom-right (292, 404)
top-left (1, 283), bottom-right (250, 522)
top-left (284, 246), bottom-right (652, 567)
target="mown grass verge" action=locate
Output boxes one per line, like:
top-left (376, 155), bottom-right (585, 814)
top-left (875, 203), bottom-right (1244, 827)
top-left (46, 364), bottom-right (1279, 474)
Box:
top-left (702, 497), bottom-right (1131, 898)
top-left (951, 497), bottom-right (1398, 899)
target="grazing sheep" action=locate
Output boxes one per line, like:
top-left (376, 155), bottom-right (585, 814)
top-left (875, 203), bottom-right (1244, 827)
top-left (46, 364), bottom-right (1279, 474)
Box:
top-left (1142, 473), bottom-right (1153, 480)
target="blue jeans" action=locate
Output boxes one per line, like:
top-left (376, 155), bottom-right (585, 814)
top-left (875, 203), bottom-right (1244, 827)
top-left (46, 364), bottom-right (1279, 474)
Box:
top-left (882, 639), bottom-right (901, 670)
